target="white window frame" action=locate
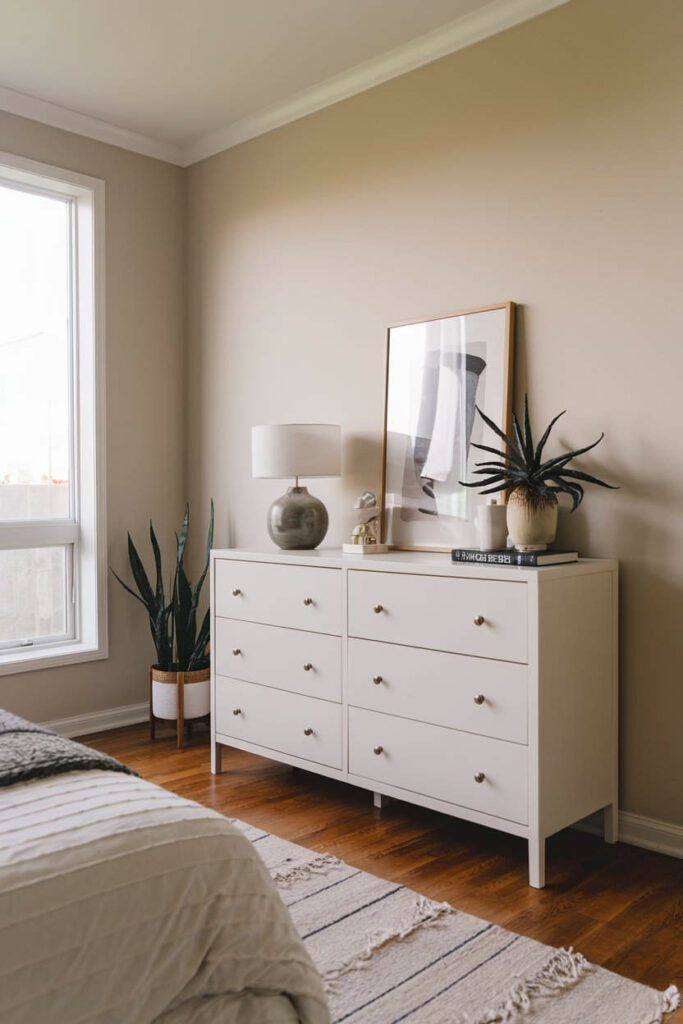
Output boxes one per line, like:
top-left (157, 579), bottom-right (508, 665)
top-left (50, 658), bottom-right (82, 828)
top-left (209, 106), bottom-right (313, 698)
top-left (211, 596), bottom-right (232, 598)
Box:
top-left (0, 151), bottom-right (107, 674)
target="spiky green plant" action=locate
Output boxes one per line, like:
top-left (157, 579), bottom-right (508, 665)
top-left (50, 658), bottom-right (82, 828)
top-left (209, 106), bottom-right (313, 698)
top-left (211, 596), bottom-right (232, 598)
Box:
top-left (459, 396), bottom-right (617, 509)
top-left (112, 502), bottom-right (214, 671)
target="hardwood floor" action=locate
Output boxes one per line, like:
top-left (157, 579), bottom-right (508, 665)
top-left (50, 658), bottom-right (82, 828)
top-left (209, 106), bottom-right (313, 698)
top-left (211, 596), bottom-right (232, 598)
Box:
top-left (87, 724), bottom-right (683, 1016)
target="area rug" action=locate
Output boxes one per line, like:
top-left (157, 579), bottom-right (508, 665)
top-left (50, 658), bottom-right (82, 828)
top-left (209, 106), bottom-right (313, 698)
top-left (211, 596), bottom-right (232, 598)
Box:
top-left (231, 818), bottom-right (679, 1024)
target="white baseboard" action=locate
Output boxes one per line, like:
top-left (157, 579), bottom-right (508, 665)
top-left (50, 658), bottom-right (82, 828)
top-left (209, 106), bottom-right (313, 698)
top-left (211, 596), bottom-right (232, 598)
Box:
top-left (42, 702), bottom-right (149, 739)
top-left (574, 810), bottom-right (683, 860)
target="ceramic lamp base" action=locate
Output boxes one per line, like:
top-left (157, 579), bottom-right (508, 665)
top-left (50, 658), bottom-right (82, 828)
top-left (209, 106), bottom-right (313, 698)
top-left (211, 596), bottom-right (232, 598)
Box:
top-left (267, 485), bottom-right (328, 549)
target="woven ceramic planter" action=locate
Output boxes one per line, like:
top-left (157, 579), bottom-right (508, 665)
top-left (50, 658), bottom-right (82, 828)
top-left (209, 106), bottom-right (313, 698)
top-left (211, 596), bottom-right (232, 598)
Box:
top-left (150, 666), bottom-right (210, 749)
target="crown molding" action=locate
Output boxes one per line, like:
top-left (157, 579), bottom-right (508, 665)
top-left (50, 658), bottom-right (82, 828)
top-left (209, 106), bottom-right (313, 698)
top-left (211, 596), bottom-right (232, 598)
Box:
top-left (0, 0), bottom-right (571, 168)
top-left (183, 0), bottom-right (571, 165)
top-left (0, 85), bottom-right (185, 165)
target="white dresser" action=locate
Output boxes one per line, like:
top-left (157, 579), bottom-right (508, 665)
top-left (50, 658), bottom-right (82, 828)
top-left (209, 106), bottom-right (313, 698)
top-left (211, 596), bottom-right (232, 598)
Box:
top-left (210, 548), bottom-right (618, 887)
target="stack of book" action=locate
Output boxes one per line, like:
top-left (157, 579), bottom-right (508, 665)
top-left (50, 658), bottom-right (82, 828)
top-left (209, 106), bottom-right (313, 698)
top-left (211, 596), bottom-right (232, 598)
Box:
top-left (451, 548), bottom-right (578, 567)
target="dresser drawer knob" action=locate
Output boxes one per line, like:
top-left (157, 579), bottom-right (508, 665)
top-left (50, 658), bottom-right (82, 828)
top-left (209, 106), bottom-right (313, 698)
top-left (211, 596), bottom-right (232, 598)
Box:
top-left (473, 615), bottom-right (485, 626)
top-left (232, 588), bottom-right (242, 597)
top-left (373, 745), bottom-right (384, 755)
top-left (232, 708), bottom-right (242, 716)
top-left (232, 648), bottom-right (242, 656)
top-left (303, 662), bottom-right (313, 672)
top-left (372, 675), bottom-right (383, 685)
top-left (303, 597), bottom-right (314, 606)
top-left (473, 693), bottom-right (485, 705)
top-left (474, 771), bottom-right (486, 783)
top-left (373, 604), bottom-right (384, 614)
top-left (303, 727), bottom-right (314, 736)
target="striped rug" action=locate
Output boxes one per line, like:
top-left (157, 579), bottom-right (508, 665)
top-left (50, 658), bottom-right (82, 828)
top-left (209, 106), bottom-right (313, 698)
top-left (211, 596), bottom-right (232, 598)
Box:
top-left (233, 818), bottom-right (679, 1024)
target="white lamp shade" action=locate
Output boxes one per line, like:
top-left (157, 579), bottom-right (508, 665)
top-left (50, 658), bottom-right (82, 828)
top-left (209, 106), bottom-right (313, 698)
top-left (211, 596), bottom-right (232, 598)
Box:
top-left (252, 423), bottom-right (341, 479)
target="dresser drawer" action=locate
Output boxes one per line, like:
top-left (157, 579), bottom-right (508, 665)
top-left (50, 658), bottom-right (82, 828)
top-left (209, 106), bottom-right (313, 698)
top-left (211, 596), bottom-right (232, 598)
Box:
top-left (348, 570), bottom-right (527, 663)
top-left (348, 639), bottom-right (527, 743)
top-left (215, 620), bottom-right (341, 702)
top-left (348, 707), bottom-right (527, 824)
top-left (215, 559), bottom-right (341, 635)
top-left (215, 677), bottom-right (342, 768)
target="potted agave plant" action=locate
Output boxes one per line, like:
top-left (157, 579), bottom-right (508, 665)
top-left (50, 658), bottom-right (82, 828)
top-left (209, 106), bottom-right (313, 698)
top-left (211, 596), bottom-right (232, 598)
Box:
top-left (112, 502), bottom-right (214, 745)
top-left (460, 396), bottom-right (616, 551)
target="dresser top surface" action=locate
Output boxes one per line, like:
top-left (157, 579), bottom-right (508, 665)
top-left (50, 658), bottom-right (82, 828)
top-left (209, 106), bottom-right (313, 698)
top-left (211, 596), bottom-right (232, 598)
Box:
top-left (211, 547), bottom-right (617, 582)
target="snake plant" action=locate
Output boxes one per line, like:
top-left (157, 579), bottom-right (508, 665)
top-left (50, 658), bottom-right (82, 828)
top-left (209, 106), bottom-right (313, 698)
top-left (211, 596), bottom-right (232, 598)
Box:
top-left (459, 396), bottom-right (617, 510)
top-left (112, 502), bottom-right (214, 671)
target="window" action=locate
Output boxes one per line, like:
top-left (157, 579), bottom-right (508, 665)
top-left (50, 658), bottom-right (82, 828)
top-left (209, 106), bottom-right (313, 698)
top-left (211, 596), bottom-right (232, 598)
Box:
top-left (0, 152), bottom-right (106, 673)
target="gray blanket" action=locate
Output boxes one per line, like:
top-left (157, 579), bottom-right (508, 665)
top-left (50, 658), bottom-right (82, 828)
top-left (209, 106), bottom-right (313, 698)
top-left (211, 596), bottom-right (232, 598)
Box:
top-left (0, 708), bottom-right (138, 788)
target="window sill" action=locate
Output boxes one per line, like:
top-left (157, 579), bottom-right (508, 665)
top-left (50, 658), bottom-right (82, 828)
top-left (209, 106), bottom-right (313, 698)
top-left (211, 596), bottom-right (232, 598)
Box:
top-left (0, 639), bottom-right (107, 676)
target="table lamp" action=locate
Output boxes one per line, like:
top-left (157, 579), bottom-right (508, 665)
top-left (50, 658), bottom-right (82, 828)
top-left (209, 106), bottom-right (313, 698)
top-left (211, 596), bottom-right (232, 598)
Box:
top-left (252, 423), bottom-right (341, 549)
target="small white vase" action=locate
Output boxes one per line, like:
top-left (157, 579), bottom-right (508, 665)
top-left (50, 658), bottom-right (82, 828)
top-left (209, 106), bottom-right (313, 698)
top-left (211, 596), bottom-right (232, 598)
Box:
top-left (475, 499), bottom-right (508, 550)
top-left (506, 490), bottom-right (558, 552)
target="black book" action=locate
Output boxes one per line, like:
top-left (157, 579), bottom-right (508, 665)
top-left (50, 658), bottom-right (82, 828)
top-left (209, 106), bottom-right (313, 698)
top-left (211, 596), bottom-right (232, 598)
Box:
top-left (451, 548), bottom-right (579, 567)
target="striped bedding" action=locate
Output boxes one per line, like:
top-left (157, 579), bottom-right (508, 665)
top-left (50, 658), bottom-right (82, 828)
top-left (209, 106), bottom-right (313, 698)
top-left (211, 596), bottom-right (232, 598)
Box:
top-left (0, 770), bottom-right (329, 1024)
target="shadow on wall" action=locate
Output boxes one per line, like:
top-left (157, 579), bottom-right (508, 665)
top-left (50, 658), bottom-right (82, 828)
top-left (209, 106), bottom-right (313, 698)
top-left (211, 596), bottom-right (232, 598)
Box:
top-left (336, 433), bottom-right (383, 542)
top-left (344, 433), bottom-right (382, 494)
top-left (203, 1), bottom-right (672, 228)
top-left (512, 304), bottom-right (529, 406)
top-left (558, 483), bottom-right (683, 820)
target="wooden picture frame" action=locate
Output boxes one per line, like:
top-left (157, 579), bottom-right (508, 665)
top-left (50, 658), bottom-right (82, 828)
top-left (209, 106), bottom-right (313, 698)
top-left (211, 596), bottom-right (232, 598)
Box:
top-left (380, 302), bottom-right (515, 552)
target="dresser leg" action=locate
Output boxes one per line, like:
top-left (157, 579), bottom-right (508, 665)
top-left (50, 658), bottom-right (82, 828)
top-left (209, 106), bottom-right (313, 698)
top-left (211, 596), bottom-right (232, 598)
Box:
top-left (211, 741), bottom-right (222, 775)
top-left (603, 803), bottom-right (618, 843)
top-left (373, 792), bottom-right (384, 809)
top-left (528, 835), bottom-right (546, 888)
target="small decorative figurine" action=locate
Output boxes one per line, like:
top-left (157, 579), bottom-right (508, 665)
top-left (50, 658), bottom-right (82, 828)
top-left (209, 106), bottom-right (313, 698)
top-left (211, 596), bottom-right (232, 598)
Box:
top-left (342, 491), bottom-right (389, 554)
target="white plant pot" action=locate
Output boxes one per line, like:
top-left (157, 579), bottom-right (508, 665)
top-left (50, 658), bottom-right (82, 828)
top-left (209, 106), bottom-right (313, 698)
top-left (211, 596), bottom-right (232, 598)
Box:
top-left (151, 667), bottom-right (210, 721)
top-left (506, 491), bottom-right (558, 552)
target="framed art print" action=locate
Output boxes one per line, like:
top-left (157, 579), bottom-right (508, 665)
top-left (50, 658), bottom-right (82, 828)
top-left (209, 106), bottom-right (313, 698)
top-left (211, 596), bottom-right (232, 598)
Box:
top-left (380, 302), bottom-right (515, 551)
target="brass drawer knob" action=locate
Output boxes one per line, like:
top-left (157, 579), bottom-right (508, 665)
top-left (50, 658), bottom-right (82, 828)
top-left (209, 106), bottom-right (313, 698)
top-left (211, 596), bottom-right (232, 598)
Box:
top-left (232, 648), bottom-right (241, 656)
top-left (232, 588), bottom-right (242, 597)
top-left (303, 662), bottom-right (313, 672)
top-left (232, 708), bottom-right (242, 716)
top-left (473, 615), bottom-right (485, 626)
top-left (303, 597), bottom-right (314, 606)
top-left (474, 771), bottom-right (486, 783)
top-left (303, 727), bottom-right (314, 736)
top-left (373, 604), bottom-right (384, 614)
top-left (473, 693), bottom-right (485, 705)
top-left (373, 745), bottom-right (384, 755)
top-left (372, 675), bottom-right (383, 685)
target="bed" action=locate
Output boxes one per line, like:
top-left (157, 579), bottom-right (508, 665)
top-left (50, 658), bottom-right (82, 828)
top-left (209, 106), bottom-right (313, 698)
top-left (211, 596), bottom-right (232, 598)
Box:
top-left (0, 712), bottom-right (329, 1024)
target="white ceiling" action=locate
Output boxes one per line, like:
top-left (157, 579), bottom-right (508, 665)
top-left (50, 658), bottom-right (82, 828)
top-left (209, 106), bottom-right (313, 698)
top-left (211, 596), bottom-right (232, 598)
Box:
top-left (0, 0), bottom-right (569, 165)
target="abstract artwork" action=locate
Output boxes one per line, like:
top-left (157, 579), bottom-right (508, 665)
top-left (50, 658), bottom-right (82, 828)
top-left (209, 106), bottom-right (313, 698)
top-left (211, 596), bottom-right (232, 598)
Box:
top-left (380, 303), bottom-right (515, 551)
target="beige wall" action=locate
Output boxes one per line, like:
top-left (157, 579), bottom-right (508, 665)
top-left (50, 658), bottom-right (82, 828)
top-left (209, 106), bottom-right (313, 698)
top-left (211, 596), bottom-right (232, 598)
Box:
top-left (0, 0), bottom-right (680, 827)
top-left (186, 0), bottom-right (683, 825)
top-left (0, 111), bottom-right (186, 723)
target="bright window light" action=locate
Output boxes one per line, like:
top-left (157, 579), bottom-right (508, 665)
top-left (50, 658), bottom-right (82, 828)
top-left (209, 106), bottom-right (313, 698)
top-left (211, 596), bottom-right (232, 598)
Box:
top-left (0, 185), bottom-right (71, 519)
top-left (0, 153), bottom-right (106, 673)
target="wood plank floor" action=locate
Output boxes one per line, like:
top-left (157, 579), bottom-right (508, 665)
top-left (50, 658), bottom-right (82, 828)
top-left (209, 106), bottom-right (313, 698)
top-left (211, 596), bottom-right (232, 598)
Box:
top-left (88, 724), bottom-right (683, 1017)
